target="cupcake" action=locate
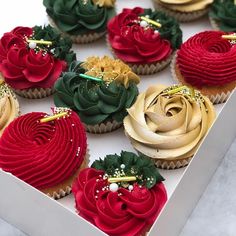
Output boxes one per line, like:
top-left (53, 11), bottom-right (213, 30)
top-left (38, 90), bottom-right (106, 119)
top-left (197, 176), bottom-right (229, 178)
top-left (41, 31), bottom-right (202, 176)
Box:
top-left (153, 0), bottom-right (213, 22)
top-left (54, 56), bottom-right (140, 133)
top-left (209, 0), bottom-right (236, 31)
top-left (107, 7), bottom-right (182, 75)
top-left (43, 0), bottom-right (116, 43)
top-left (173, 31), bottom-right (236, 104)
top-left (0, 79), bottom-right (19, 136)
top-left (0, 107), bottom-right (88, 199)
top-left (72, 151), bottom-right (167, 236)
top-left (123, 84), bottom-right (216, 169)
top-left (0, 25), bottom-right (76, 99)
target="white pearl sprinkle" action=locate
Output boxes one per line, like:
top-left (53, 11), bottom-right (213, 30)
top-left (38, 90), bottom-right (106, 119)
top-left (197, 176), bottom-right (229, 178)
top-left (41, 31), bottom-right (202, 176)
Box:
top-left (154, 30), bottom-right (159, 34)
top-left (109, 183), bottom-right (119, 192)
top-left (29, 42), bottom-right (37, 49)
top-left (120, 164), bottom-right (125, 169)
top-left (140, 20), bottom-right (148, 28)
top-left (128, 185), bottom-right (134, 191)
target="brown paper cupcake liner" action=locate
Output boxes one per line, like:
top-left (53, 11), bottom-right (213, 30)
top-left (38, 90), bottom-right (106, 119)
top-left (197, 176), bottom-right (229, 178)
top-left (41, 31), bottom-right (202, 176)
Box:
top-left (170, 53), bottom-right (233, 104)
top-left (107, 36), bottom-right (174, 75)
top-left (153, 0), bottom-right (209, 22)
top-left (209, 17), bottom-right (220, 30)
top-left (85, 120), bottom-right (122, 134)
top-left (48, 16), bottom-right (105, 44)
top-left (154, 157), bottom-right (192, 169)
top-left (13, 87), bottom-right (54, 99)
top-left (42, 150), bottom-right (90, 199)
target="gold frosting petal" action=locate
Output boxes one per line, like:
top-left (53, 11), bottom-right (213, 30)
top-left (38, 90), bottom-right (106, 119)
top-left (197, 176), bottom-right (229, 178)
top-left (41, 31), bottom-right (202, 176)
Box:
top-left (81, 56), bottom-right (140, 88)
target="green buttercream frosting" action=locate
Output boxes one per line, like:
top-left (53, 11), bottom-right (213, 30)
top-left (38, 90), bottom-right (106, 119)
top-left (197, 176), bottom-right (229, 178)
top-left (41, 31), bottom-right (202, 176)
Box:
top-left (43, 0), bottom-right (116, 35)
top-left (142, 9), bottom-right (183, 49)
top-left (92, 151), bottom-right (164, 189)
top-left (33, 25), bottom-right (76, 64)
top-left (53, 61), bottom-right (139, 125)
top-left (209, 0), bottom-right (236, 32)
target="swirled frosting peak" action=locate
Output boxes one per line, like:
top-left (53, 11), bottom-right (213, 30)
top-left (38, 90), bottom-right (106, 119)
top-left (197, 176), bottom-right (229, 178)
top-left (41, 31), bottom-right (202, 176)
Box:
top-left (43, 0), bottom-right (116, 35)
top-left (177, 31), bottom-right (236, 88)
top-left (0, 108), bottom-right (87, 190)
top-left (72, 151), bottom-right (167, 236)
top-left (0, 80), bottom-right (19, 135)
top-left (107, 7), bottom-right (182, 64)
top-left (124, 85), bottom-right (216, 161)
top-left (209, 0), bottom-right (236, 32)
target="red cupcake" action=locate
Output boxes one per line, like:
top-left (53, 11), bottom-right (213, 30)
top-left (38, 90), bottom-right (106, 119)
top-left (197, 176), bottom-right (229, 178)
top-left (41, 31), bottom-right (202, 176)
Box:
top-left (107, 7), bottom-right (182, 75)
top-left (72, 151), bottom-right (167, 236)
top-left (0, 107), bottom-right (88, 199)
top-left (0, 25), bottom-right (76, 98)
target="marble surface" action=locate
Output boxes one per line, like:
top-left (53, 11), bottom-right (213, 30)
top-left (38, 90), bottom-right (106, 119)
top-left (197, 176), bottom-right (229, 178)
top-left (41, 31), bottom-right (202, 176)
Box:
top-left (1, 137), bottom-right (236, 236)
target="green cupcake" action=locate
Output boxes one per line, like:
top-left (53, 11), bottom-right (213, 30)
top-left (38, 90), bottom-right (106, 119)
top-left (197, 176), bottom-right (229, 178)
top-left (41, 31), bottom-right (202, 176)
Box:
top-left (43, 0), bottom-right (116, 43)
top-left (54, 56), bottom-right (140, 133)
top-left (209, 0), bottom-right (236, 32)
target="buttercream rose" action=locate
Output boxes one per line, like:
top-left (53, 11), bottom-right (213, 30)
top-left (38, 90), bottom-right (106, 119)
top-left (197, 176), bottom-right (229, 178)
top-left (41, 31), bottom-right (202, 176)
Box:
top-left (0, 27), bottom-right (32, 62)
top-left (107, 7), bottom-right (182, 65)
top-left (124, 85), bottom-right (216, 168)
top-left (0, 25), bottom-right (76, 93)
top-left (72, 151), bottom-right (167, 236)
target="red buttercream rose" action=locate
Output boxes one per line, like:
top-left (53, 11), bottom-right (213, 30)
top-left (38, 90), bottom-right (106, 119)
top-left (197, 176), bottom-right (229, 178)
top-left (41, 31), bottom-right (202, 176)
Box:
top-left (0, 26), bottom-right (67, 89)
top-left (72, 168), bottom-right (167, 236)
top-left (107, 7), bottom-right (172, 64)
top-left (177, 31), bottom-right (236, 88)
top-left (0, 110), bottom-right (87, 190)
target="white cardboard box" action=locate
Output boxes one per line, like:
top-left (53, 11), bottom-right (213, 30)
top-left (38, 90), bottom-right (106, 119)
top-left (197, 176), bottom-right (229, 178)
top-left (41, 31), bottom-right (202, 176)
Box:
top-left (1, 0), bottom-right (236, 236)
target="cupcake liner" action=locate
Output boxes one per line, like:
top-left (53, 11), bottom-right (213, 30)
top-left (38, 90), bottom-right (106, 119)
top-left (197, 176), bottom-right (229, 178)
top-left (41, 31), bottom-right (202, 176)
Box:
top-left (209, 17), bottom-right (220, 30)
top-left (107, 36), bottom-right (174, 75)
top-left (154, 157), bottom-right (192, 169)
top-left (85, 120), bottom-right (123, 134)
top-left (48, 16), bottom-right (105, 44)
top-left (170, 53), bottom-right (232, 104)
top-left (153, 0), bottom-right (209, 22)
top-left (43, 150), bottom-right (90, 199)
top-left (13, 87), bottom-right (54, 99)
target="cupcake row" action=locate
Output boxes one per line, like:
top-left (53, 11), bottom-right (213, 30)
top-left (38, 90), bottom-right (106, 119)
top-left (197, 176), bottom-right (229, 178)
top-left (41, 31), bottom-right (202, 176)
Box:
top-left (0, 1), bottom-right (235, 236)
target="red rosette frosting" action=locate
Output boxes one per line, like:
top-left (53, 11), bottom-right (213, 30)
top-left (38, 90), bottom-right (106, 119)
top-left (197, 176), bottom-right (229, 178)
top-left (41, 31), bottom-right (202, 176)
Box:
top-left (176, 31), bottom-right (236, 88)
top-left (72, 168), bottom-right (167, 236)
top-left (0, 108), bottom-right (87, 190)
top-left (107, 7), bottom-right (172, 64)
top-left (0, 26), bottom-right (67, 89)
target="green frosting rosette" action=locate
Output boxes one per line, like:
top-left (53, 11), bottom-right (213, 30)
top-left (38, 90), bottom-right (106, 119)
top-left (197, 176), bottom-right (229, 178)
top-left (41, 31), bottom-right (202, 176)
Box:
top-left (209, 0), bottom-right (236, 32)
top-left (33, 25), bottom-right (76, 64)
top-left (43, 0), bottom-right (116, 36)
top-left (54, 56), bottom-right (140, 133)
top-left (141, 9), bottom-right (182, 49)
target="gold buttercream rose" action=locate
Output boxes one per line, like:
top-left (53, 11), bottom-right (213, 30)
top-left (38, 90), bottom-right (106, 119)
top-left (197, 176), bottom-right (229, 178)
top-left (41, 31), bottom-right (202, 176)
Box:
top-left (81, 56), bottom-right (140, 88)
top-left (124, 84), bottom-right (216, 164)
top-left (0, 82), bottom-right (19, 135)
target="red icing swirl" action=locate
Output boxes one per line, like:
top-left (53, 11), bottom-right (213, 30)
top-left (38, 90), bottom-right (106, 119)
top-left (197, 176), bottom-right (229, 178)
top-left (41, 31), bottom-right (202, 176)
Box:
top-left (0, 109), bottom-right (87, 190)
top-left (72, 168), bottom-right (167, 236)
top-left (0, 26), bottom-right (67, 89)
top-left (107, 7), bottom-right (172, 64)
top-left (177, 31), bottom-right (236, 88)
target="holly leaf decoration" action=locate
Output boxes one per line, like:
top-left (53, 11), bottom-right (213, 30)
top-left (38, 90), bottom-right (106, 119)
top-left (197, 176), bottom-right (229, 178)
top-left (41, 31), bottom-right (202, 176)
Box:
top-left (91, 151), bottom-right (165, 189)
